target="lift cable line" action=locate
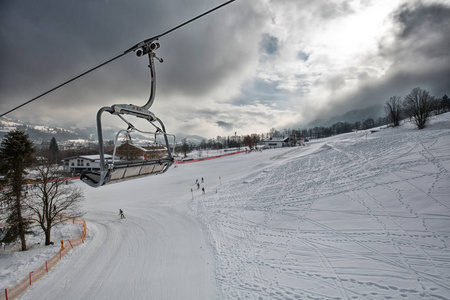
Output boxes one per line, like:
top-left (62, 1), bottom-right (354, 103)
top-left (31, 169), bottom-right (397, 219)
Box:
top-left (0, 0), bottom-right (235, 118)
top-left (0, 53), bottom-right (126, 118)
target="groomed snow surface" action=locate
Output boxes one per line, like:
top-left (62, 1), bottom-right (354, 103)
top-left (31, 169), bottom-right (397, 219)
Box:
top-left (2, 113), bottom-right (450, 299)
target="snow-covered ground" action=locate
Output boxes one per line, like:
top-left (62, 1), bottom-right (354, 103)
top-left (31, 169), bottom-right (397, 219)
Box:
top-left (1, 113), bottom-right (450, 299)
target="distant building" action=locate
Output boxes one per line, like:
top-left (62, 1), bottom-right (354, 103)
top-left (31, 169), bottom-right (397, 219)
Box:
top-left (263, 137), bottom-right (290, 149)
top-left (115, 142), bottom-right (166, 160)
top-left (62, 143), bottom-right (168, 174)
top-left (62, 154), bottom-right (116, 174)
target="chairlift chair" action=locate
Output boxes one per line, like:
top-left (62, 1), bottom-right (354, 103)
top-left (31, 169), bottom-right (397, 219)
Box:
top-left (80, 42), bottom-right (176, 187)
top-left (0, 1), bottom-right (236, 188)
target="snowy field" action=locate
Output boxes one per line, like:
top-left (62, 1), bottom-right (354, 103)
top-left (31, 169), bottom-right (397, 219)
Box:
top-left (1, 113), bottom-right (450, 299)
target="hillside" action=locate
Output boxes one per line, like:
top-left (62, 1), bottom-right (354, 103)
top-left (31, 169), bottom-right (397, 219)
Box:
top-left (0, 116), bottom-right (208, 146)
top-left (1, 113), bottom-right (449, 299)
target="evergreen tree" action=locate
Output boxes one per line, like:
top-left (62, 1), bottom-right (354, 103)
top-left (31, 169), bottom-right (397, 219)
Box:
top-left (441, 94), bottom-right (450, 112)
top-left (49, 137), bottom-right (59, 164)
top-left (0, 130), bottom-right (35, 251)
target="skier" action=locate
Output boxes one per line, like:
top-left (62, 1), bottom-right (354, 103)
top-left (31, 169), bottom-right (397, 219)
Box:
top-left (202, 187), bottom-right (205, 194)
top-left (119, 209), bottom-right (125, 219)
top-left (201, 177), bottom-right (204, 183)
top-left (197, 183), bottom-right (200, 189)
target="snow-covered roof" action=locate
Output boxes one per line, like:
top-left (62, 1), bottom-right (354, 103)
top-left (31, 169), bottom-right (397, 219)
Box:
top-left (117, 143), bottom-right (166, 152)
top-left (263, 137), bottom-right (289, 142)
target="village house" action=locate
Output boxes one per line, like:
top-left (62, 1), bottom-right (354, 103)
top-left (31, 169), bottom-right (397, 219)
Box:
top-left (62, 143), bottom-right (167, 174)
top-left (263, 136), bottom-right (290, 149)
top-left (62, 154), bottom-right (116, 174)
top-left (115, 142), bottom-right (167, 160)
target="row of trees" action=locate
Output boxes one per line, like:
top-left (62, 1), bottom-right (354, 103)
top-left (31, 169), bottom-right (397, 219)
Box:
top-left (237, 88), bottom-right (448, 148)
top-left (0, 130), bottom-right (84, 251)
top-left (385, 87), bottom-right (449, 129)
top-left (188, 116), bottom-right (389, 151)
top-left (180, 115), bottom-right (388, 152)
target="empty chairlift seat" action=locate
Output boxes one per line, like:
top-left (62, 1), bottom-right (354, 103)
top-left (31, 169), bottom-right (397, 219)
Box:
top-left (81, 156), bottom-right (173, 187)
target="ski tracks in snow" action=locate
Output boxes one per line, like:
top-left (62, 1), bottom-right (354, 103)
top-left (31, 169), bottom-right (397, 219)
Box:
top-left (192, 123), bottom-right (450, 299)
top-left (21, 209), bottom-right (218, 300)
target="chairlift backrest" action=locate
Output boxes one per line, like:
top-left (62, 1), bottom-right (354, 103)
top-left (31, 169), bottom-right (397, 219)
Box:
top-left (80, 111), bottom-right (175, 187)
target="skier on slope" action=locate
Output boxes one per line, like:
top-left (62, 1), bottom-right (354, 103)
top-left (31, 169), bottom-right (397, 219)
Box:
top-left (119, 209), bottom-right (125, 219)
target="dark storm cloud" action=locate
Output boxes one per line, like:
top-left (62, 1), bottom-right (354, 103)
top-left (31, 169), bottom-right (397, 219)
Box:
top-left (298, 0), bottom-right (450, 124)
top-left (0, 0), bottom-right (174, 117)
top-left (0, 0), bottom-right (264, 125)
top-left (379, 1), bottom-right (450, 96)
top-left (3, 0), bottom-right (449, 137)
top-left (394, 2), bottom-right (450, 40)
top-left (388, 1), bottom-right (450, 70)
top-left (157, 2), bottom-right (264, 98)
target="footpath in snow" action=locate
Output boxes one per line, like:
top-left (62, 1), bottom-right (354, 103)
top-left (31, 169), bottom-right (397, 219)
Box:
top-left (1, 113), bottom-right (450, 299)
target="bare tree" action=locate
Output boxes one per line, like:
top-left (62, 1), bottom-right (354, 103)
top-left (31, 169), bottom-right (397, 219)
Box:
top-left (403, 87), bottom-right (437, 129)
top-left (181, 138), bottom-right (190, 158)
top-left (242, 135), bottom-right (254, 149)
top-left (28, 164), bottom-right (84, 246)
top-left (385, 95), bottom-right (402, 127)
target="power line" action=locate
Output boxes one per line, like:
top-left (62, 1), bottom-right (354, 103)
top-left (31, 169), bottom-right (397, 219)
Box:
top-left (0, 53), bottom-right (126, 118)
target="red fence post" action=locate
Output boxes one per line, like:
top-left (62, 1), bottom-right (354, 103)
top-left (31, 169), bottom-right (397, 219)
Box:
top-left (46, 261), bottom-right (48, 272)
top-left (4, 288), bottom-right (8, 300)
top-left (29, 271), bottom-right (33, 285)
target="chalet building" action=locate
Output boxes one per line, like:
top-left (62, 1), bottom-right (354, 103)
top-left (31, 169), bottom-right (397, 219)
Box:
top-left (62, 154), bottom-right (116, 174)
top-left (62, 143), bottom-right (167, 174)
top-left (115, 142), bottom-right (167, 160)
top-left (263, 137), bottom-right (290, 149)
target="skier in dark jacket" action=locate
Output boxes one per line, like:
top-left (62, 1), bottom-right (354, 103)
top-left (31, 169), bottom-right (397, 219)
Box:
top-left (119, 209), bottom-right (125, 219)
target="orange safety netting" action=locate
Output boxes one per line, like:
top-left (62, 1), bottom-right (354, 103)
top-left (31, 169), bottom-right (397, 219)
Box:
top-left (0, 217), bottom-right (86, 300)
top-left (174, 150), bottom-right (247, 165)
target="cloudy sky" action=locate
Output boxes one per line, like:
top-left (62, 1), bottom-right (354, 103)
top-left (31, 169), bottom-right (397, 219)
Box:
top-left (1, 0), bottom-right (449, 138)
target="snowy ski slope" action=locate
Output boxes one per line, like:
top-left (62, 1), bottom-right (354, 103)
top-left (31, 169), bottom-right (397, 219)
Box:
top-left (4, 113), bottom-right (450, 299)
